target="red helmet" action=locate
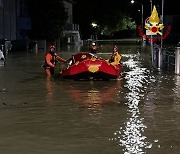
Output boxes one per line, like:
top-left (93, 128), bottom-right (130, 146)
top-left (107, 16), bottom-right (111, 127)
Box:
top-left (49, 45), bottom-right (55, 50)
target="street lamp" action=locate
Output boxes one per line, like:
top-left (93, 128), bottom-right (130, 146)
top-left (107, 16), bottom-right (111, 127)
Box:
top-left (150, 0), bottom-right (152, 12)
top-left (91, 22), bottom-right (97, 28)
top-left (91, 22), bottom-right (98, 40)
top-left (131, 0), bottom-right (144, 31)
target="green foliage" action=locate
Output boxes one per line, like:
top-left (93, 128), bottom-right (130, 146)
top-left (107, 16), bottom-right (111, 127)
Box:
top-left (27, 0), bottom-right (68, 42)
top-left (99, 12), bottom-right (137, 37)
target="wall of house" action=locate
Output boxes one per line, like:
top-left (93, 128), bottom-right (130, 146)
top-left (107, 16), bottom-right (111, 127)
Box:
top-left (164, 15), bottom-right (180, 44)
top-left (0, 0), bottom-right (3, 39)
top-left (16, 0), bottom-right (31, 40)
top-left (0, 0), bottom-right (16, 41)
top-left (64, 1), bottom-right (73, 24)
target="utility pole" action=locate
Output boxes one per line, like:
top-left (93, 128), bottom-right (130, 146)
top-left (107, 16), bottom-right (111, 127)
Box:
top-left (161, 0), bottom-right (164, 48)
top-left (150, 0), bottom-right (153, 64)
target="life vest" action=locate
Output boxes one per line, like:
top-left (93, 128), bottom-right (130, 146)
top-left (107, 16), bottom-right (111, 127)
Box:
top-left (109, 54), bottom-right (115, 63)
top-left (43, 51), bottom-right (57, 68)
top-left (109, 52), bottom-right (121, 65)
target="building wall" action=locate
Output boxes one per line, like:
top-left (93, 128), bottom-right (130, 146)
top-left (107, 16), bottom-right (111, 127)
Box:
top-left (64, 0), bottom-right (73, 24)
top-left (16, 0), bottom-right (31, 40)
top-left (63, 0), bottom-right (82, 45)
top-left (0, 0), bottom-right (78, 44)
top-left (0, 0), bottom-right (3, 39)
top-left (0, 0), bottom-right (16, 41)
top-left (164, 15), bottom-right (180, 44)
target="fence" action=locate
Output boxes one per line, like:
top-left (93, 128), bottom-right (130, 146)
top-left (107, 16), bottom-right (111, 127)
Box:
top-left (163, 47), bottom-right (176, 71)
top-left (152, 45), bottom-right (180, 75)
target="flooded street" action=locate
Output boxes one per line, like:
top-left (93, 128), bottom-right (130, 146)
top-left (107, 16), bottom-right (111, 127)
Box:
top-left (0, 44), bottom-right (180, 154)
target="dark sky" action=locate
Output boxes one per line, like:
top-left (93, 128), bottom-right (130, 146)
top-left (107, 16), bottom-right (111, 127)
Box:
top-left (72, 0), bottom-right (179, 39)
top-left (73, 0), bottom-right (180, 17)
top-left (153, 0), bottom-right (179, 15)
top-left (73, 0), bottom-right (180, 27)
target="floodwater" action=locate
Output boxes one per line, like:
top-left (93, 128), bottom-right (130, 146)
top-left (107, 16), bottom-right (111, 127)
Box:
top-left (0, 43), bottom-right (180, 154)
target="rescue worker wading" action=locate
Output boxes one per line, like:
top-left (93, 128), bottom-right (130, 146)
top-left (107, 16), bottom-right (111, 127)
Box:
top-left (43, 45), bottom-right (66, 76)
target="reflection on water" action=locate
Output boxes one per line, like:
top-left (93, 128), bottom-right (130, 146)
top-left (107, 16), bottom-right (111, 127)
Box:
top-left (65, 80), bottom-right (122, 110)
top-left (46, 77), bottom-right (55, 103)
top-left (173, 75), bottom-right (180, 103)
top-left (112, 53), bottom-right (152, 153)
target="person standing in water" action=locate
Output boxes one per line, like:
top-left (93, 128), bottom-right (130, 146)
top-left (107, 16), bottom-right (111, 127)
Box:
top-left (43, 45), bottom-right (66, 76)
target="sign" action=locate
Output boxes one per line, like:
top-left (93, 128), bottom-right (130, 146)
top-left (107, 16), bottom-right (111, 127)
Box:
top-left (144, 5), bottom-right (164, 35)
top-left (138, 5), bottom-right (171, 43)
top-left (146, 30), bottom-right (157, 36)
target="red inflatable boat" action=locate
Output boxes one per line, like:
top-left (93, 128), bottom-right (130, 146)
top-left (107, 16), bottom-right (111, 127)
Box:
top-left (61, 52), bottom-right (122, 80)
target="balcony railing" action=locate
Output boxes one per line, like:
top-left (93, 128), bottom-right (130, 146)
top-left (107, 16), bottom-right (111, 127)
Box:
top-left (64, 23), bottom-right (79, 31)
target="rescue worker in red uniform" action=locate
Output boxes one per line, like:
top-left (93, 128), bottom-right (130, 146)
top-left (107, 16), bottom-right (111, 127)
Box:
top-left (43, 45), bottom-right (66, 76)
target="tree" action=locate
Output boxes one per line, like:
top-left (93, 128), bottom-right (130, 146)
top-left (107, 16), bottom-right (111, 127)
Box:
top-left (73, 0), bottom-right (137, 39)
top-left (100, 13), bottom-right (137, 38)
top-left (91, 9), bottom-right (136, 39)
top-left (27, 0), bottom-right (68, 42)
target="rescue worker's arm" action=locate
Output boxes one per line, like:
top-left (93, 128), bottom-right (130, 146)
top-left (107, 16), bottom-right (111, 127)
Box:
top-left (56, 55), bottom-right (67, 63)
top-left (116, 54), bottom-right (121, 62)
top-left (46, 54), bottom-right (55, 67)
